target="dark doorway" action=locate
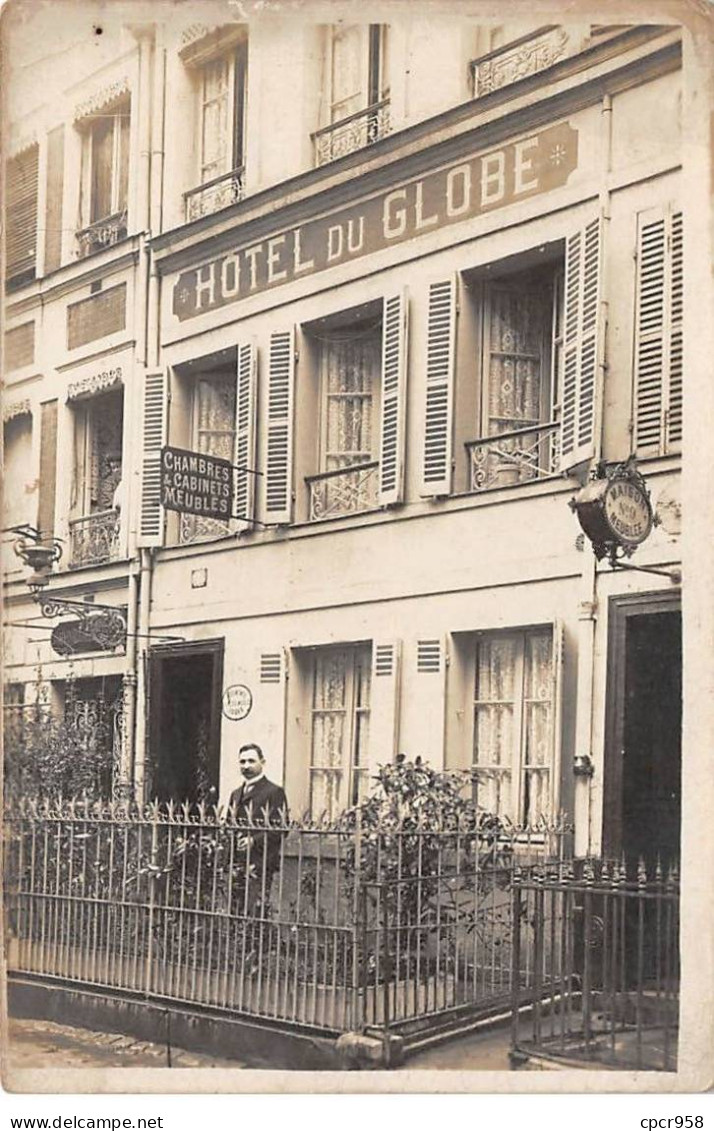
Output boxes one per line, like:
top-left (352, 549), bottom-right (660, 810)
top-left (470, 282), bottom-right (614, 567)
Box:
top-left (604, 594), bottom-right (681, 868)
top-left (148, 640), bottom-right (224, 805)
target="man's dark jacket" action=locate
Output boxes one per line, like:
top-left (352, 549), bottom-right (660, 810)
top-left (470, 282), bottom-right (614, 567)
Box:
top-left (228, 777), bottom-right (288, 874)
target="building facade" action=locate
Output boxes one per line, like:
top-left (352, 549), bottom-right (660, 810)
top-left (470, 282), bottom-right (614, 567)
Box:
top-left (2, 8), bottom-right (693, 864)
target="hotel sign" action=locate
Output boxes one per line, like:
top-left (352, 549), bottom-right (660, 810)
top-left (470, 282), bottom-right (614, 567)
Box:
top-left (161, 445), bottom-right (233, 519)
top-left (173, 121), bottom-right (578, 322)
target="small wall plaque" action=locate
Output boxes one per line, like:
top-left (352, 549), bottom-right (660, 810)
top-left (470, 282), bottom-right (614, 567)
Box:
top-left (222, 683), bottom-right (253, 721)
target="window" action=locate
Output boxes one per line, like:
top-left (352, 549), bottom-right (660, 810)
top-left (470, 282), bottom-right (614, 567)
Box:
top-left (314, 24), bottom-right (391, 165)
top-left (472, 628), bottom-right (555, 823)
top-left (70, 388), bottom-right (123, 566)
top-left (77, 100), bottom-right (130, 257)
top-left (309, 644), bottom-right (371, 820)
top-left (179, 368), bottom-right (237, 544)
top-left (186, 42), bottom-right (248, 221)
top-left (5, 144), bottom-right (39, 287)
top-left (307, 315), bottom-right (382, 520)
top-left (468, 261), bottom-right (563, 491)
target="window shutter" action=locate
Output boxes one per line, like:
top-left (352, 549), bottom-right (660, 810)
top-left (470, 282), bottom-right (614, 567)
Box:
top-left (420, 277), bottom-right (457, 497)
top-left (137, 370), bottom-right (168, 547)
top-left (6, 144), bottom-right (39, 284)
top-left (265, 329), bottom-right (295, 525)
top-left (234, 341), bottom-right (257, 533)
top-left (667, 211), bottom-right (683, 450)
top-left (379, 291), bottom-right (408, 506)
top-left (634, 208), bottom-right (683, 456)
top-left (368, 641), bottom-right (402, 774)
top-left (44, 126), bottom-right (65, 274)
top-left (559, 216), bottom-right (603, 472)
top-left (38, 400), bottom-right (58, 542)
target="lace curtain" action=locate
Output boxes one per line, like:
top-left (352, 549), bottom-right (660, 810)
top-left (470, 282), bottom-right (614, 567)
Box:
top-left (473, 630), bottom-right (552, 822)
top-left (180, 372), bottom-right (236, 543)
top-left (486, 285), bottom-right (548, 436)
top-left (323, 334), bottom-right (379, 471)
top-left (310, 645), bottom-right (371, 819)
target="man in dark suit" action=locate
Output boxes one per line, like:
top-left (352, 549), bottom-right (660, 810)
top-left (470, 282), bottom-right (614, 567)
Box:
top-left (228, 743), bottom-right (288, 913)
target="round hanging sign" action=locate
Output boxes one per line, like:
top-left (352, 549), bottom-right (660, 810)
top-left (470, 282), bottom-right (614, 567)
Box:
top-left (222, 683), bottom-right (253, 721)
top-left (569, 463), bottom-right (654, 563)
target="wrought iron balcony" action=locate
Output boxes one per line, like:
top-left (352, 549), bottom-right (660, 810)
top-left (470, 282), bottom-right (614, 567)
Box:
top-left (466, 422), bottom-right (560, 493)
top-left (184, 166), bottom-right (246, 222)
top-left (69, 509), bottom-right (121, 567)
top-left (178, 513), bottom-right (230, 545)
top-left (313, 100), bottom-right (391, 167)
top-left (470, 27), bottom-right (572, 98)
top-left (75, 211), bottom-right (127, 259)
top-left (306, 461), bottom-right (379, 521)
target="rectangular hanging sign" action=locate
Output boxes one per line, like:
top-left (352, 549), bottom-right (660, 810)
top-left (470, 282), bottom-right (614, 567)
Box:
top-left (160, 445), bottom-right (234, 518)
top-left (172, 121), bottom-right (578, 322)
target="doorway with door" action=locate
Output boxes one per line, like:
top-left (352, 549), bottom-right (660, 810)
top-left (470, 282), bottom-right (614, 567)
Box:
top-left (603, 591), bottom-right (682, 868)
top-left (148, 639), bottom-right (224, 805)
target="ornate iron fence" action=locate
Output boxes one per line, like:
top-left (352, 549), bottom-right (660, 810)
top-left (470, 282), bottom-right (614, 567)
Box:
top-left (184, 167), bottom-right (245, 222)
top-left (306, 462), bottom-right (379, 522)
top-left (466, 422), bottom-right (560, 492)
top-left (4, 799), bottom-right (568, 1041)
top-left (69, 510), bottom-right (121, 567)
top-left (312, 100), bottom-right (391, 167)
top-left (76, 212), bottom-right (127, 258)
top-left (510, 859), bottom-right (680, 1071)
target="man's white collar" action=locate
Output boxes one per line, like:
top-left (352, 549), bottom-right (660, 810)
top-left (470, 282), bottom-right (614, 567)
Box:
top-left (242, 772), bottom-right (265, 788)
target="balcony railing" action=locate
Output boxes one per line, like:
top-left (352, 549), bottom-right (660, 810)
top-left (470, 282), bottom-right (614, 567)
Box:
top-left (184, 166), bottom-right (246, 222)
top-left (470, 26), bottom-right (572, 98)
top-left (75, 211), bottom-right (127, 259)
top-left (69, 510), bottom-right (121, 568)
top-left (466, 422), bottom-right (560, 493)
top-left (312, 99), bottom-right (391, 167)
top-left (306, 461), bottom-right (379, 521)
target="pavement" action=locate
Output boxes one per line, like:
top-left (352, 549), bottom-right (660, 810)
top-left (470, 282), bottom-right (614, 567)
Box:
top-left (4, 1015), bottom-right (518, 1073)
top-left (4, 1017), bottom-right (248, 1070)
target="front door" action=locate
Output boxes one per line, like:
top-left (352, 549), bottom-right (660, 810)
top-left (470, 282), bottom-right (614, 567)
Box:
top-left (604, 593), bottom-right (682, 868)
top-left (148, 639), bottom-right (224, 805)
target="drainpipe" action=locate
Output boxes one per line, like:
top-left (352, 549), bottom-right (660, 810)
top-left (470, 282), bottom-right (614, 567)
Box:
top-left (150, 22), bottom-right (166, 235)
top-left (572, 94), bottom-right (613, 857)
top-left (133, 168), bottom-right (163, 800)
top-left (133, 547), bottom-right (153, 801)
top-left (120, 25), bottom-right (152, 799)
top-left (134, 26), bottom-right (153, 234)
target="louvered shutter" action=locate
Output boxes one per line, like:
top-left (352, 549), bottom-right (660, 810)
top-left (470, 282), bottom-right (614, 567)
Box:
top-left (413, 636), bottom-right (448, 765)
top-left (634, 208), bottom-right (683, 455)
top-left (6, 144), bottom-right (39, 284)
top-left (368, 642), bottom-right (402, 775)
top-left (44, 126), bottom-right (65, 274)
top-left (667, 211), bottom-right (683, 449)
top-left (379, 291), bottom-right (408, 506)
top-left (559, 216), bottom-right (603, 472)
top-left (420, 278), bottom-right (457, 497)
top-left (38, 401), bottom-right (58, 543)
top-left (137, 370), bottom-right (168, 547)
top-left (265, 329), bottom-right (295, 525)
top-left (234, 341), bottom-right (257, 533)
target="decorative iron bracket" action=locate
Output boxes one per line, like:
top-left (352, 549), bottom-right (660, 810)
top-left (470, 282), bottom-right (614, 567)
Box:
top-left (35, 596), bottom-right (128, 652)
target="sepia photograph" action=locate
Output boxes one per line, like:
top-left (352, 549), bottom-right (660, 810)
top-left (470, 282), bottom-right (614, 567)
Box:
top-left (1, 0), bottom-right (712, 1098)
